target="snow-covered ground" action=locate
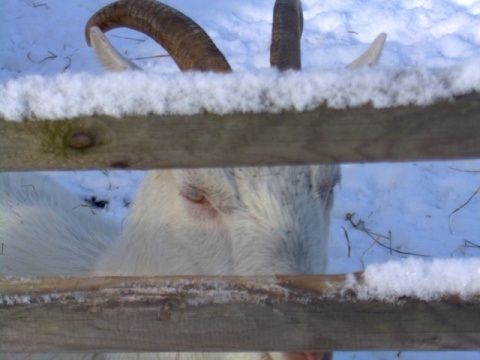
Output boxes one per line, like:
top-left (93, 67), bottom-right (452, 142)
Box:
top-left (1, 0), bottom-right (480, 359)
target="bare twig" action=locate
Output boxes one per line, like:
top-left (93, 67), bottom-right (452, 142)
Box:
top-left (346, 213), bottom-right (390, 240)
top-left (26, 51), bottom-right (35, 63)
top-left (110, 34), bottom-right (145, 42)
top-left (341, 226), bottom-right (352, 258)
top-left (132, 54), bottom-right (170, 60)
top-left (26, 1), bottom-right (48, 9)
top-left (464, 239), bottom-right (480, 249)
top-left (72, 204), bottom-right (97, 215)
top-left (39, 51), bottom-right (57, 63)
top-left (448, 166), bottom-right (480, 174)
top-left (62, 57), bottom-right (72, 72)
top-left (448, 185), bottom-right (480, 234)
top-left (345, 213), bottom-right (430, 257)
top-left (28, 50), bottom-right (58, 64)
top-left (22, 184), bottom-right (39, 200)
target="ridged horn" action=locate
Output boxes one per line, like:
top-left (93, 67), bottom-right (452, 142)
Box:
top-left (85, 0), bottom-right (232, 72)
top-left (270, 0), bottom-right (303, 71)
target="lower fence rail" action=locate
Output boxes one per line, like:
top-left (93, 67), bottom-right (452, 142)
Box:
top-left (1, 274), bottom-right (480, 353)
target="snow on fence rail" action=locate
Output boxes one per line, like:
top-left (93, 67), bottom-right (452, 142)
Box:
top-left (2, 258), bottom-right (480, 353)
top-left (1, 92), bottom-right (480, 170)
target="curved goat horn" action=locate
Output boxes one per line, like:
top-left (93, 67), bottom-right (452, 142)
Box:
top-left (270, 0), bottom-right (303, 71)
top-left (347, 32), bottom-right (387, 69)
top-left (85, 0), bottom-right (231, 72)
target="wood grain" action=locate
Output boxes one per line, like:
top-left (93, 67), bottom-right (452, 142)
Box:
top-left (1, 92), bottom-right (479, 171)
top-left (1, 275), bottom-right (480, 353)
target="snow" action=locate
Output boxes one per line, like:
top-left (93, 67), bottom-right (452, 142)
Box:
top-left (2, 0), bottom-right (480, 359)
top-left (2, 64), bottom-right (480, 121)
top-left (0, 294), bottom-right (31, 306)
top-left (358, 258), bottom-right (480, 301)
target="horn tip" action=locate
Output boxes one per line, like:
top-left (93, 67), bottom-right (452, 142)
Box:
top-left (85, 25), bottom-right (99, 47)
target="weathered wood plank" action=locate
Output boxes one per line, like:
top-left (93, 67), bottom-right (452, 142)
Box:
top-left (1, 275), bottom-right (480, 353)
top-left (1, 93), bottom-right (479, 170)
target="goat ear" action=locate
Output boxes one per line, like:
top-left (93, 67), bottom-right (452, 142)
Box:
top-left (347, 32), bottom-right (387, 69)
top-left (88, 26), bottom-right (140, 71)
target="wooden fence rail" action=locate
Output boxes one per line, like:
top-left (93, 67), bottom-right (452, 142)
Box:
top-left (1, 275), bottom-right (480, 353)
top-left (2, 94), bottom-right (480, 353)
top-left (1, 92), bottom-right (480, 170)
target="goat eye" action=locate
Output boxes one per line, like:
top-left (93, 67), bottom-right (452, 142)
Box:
top-left (181, 190), bottom-right (207, 204)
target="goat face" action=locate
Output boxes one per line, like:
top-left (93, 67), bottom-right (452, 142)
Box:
top-left (86, 0), bottom-right (342, 277)
top-left (97, 165), bottom-right (339, 276)
top-left (86, 1), bottom-right (382, 359)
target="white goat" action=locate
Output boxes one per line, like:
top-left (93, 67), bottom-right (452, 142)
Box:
top-left (0, 172), bottom-right (119, 277)
top-left (1, 0), bottom-right (386, 359)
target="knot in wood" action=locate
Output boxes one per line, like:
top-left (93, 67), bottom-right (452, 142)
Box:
top-left (68, 130), bottom-right (95, 149)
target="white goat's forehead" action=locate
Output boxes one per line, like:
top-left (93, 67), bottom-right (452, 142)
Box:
top-left (173, 165), bottom-right (339, 198)
top-left (233, 165), bottom-right (336, 188)
top-left (237, 165), bottom-right (338, 200)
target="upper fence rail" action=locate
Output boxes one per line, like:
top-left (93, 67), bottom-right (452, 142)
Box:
top-left (1, 92), bottom-right (479, 171)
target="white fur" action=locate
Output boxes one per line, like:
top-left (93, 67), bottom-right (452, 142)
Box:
top-left (0, 172), bottom-right (118, 277)
top-left (96, 166), bottom-right (339, 277)
top-left (0, 167), bottom-right (338, 360)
